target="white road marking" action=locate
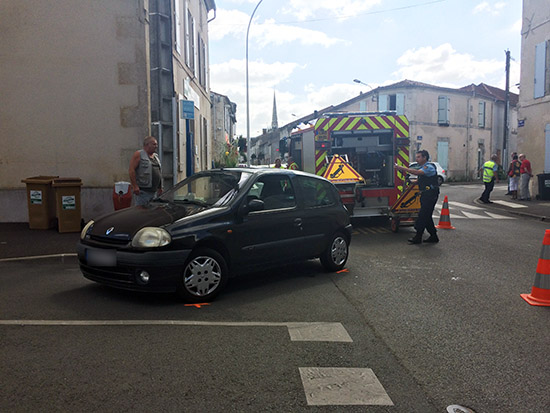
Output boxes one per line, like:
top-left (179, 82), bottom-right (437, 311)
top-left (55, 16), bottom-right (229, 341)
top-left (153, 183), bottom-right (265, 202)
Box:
top-left (461, 211), bottom-right (488, 219)
top-left (485, 212), bottom-right (516, 219)
top-left (0, 253), bottom-right (77, 263)
top-left (287, 322), bottom-right (353, 342)
top-left (491, 200), bottom-right (528, 208)
top-left (0, 320), bottom-right (352, 342)
top-left (299, 367), bottom-right (393, 406)
top-left (448, 201), bottom-right (484, 210)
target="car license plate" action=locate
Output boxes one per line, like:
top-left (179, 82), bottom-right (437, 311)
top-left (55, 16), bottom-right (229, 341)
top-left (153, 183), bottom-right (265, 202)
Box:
top-left (86, 248), bottom-right (116, 267)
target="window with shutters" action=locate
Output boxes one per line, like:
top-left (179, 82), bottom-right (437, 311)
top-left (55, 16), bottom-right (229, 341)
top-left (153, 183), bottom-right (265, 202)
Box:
top-left (438, 96), bottom-right (450, 125)
top-left (175, 0), bottom-right (182, 54)
top-left (378, 93), bottom-right (404, 115)
top-left (534, 40), bottom-right (550, 99)
top-left (198, 34), bottom-right (205, 88)
top-left (186, 9), bottom-right (195, 74)
top-left (478, 101), bottom-right (486, 128)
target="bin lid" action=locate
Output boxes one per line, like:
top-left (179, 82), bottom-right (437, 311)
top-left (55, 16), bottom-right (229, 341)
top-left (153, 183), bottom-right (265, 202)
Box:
top-left (52, 178), bottom-right (83, 187)
top-left (21, 175), bottom-right (60, 184)
top-left (114, 181), bottom-right (132, 194)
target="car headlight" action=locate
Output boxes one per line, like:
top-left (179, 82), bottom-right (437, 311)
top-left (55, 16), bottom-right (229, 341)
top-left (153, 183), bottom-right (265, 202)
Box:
top-left (80, 220), bottom-right (95, 240)
top-left (131, 227), bottom-right (171, 248)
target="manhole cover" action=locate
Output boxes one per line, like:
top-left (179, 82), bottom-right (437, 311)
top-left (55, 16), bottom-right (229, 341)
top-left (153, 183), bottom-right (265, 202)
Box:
top-left (447, 405), bottom-right (476, 413)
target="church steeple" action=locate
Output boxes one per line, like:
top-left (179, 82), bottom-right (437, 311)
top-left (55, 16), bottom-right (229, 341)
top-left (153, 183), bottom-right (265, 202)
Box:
top-left (271, 91), bottom-right (278, 130)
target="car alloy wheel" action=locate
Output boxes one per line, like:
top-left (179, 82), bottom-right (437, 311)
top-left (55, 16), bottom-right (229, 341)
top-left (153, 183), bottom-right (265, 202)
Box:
top-left (320, 232), bottom-right (349, 272)
top-left (178, 248), bottom-right (228, 302)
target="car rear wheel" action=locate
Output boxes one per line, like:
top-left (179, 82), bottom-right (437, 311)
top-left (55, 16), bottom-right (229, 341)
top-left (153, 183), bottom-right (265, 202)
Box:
top-left (320, 232), bottom-right (349, 272)
top-left (438, 176), bottom-right (444, 186)
top-left (177, 248), bottom-right (228, 302)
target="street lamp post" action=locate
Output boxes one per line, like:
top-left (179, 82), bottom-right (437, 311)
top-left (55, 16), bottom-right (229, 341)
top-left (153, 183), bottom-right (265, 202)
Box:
top-left (246, 0), bottom-right (264, 167)
top-left (353, 78), bottom-right (373, 90)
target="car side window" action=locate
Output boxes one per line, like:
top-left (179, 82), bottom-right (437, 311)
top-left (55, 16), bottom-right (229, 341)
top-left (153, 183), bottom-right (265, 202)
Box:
top-left (296, 177), bottom-right (337, 208)
top-left (247, 175), bottom-right (296, 210)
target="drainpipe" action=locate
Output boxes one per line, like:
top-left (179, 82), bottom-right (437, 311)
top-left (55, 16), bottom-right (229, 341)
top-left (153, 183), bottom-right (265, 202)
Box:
top-left (466, 96), bottom-right (471, 179)
top-left (207, 5), bottom-right (216, 23)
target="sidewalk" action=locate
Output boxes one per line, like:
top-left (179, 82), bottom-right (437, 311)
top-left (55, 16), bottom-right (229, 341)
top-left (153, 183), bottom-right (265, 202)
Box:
top-left (468, 182), bottom-right (550, 221)
top-left (0, 223), bottom-right (79, 260)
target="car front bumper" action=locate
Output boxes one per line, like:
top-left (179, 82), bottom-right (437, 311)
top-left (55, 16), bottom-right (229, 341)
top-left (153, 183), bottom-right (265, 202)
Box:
top-left (77, 243), bottom-right (191, 293)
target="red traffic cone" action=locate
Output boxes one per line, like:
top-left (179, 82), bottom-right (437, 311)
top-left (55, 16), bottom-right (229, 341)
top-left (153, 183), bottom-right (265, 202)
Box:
top-left (521, 230), bottom-right (550, 306)
top-left (436, 195), bottom-right (455, 230)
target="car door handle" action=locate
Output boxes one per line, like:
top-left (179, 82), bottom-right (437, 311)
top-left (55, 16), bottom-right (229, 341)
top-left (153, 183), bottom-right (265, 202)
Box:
top-left (294, 218), bottom-right (303, 228)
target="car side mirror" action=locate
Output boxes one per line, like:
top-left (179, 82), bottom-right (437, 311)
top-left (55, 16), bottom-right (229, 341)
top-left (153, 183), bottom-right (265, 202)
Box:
top-left (247, 199), bottom-right (265, 213)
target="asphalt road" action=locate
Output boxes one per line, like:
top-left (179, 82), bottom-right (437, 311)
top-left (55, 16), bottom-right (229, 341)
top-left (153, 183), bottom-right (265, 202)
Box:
top-left (1, 183), bottom-right (549, 412)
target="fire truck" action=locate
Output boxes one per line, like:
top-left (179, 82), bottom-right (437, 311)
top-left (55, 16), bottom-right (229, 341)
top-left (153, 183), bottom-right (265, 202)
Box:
top-left (289, 112), bottom-right (417, 221)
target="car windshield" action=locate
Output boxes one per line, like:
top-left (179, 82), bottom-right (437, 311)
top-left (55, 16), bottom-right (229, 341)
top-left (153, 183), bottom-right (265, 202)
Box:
top-left (158, 171), bottom-right (252, 207)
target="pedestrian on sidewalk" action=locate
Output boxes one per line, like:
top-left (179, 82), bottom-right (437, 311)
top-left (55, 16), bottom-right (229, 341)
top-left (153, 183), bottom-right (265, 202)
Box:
top-left (507, 154), bottom-right (521, 200)
top-left (479, 154), bottom-right (499, 204)
top-left (519, 153), bottom-right (533, 201)
top-left (129, 136), bottom-right (163, 206)
top-left (395, 150), bottom-right (440, 244)
top-left (506, 151), bottom-right (517, 195)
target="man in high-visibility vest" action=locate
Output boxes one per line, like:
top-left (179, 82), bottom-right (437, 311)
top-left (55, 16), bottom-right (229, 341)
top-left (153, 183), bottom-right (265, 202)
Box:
top-left (287, 157), bottom-right (299, 170)
top-left (479, 154), bottom-right (499, 204)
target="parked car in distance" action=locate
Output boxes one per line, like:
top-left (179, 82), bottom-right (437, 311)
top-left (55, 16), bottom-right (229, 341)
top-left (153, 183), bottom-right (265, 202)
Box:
top-left (407, 161), bottom-right (446, 186)
top-left (78, 168), bottom-right (352, 302)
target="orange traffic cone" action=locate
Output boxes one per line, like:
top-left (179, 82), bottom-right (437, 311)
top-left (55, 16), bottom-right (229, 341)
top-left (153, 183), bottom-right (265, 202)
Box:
top-left (436, 195), bottom-right (455, 229)
top-left (521, 230), bottom-right (550, 306)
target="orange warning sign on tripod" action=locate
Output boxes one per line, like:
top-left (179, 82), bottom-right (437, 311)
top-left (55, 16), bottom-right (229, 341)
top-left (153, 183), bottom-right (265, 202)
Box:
top-left (521, 230), bottom-right (550, 306)
top-left (391, 183), bottom-right (421, 214)
top-left (322, 155), bottom-right (363, 184)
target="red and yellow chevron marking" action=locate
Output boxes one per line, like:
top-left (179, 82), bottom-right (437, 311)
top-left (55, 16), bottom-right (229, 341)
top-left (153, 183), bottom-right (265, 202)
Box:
top-left (315, 115), bottom-right (409, 138)
top-left (315, 149), bottom-right (328, 176)
top-left (396, 146), bottom-right (409, 196)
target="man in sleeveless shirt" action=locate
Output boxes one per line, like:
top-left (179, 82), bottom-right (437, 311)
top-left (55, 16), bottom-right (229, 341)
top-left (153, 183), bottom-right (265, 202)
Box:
top-left (129, 136), bottom-right (163, 206)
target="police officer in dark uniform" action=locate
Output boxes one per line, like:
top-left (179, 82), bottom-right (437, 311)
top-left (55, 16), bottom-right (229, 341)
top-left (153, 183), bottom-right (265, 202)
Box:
top-left (395, 150), bottom-right (440, 244)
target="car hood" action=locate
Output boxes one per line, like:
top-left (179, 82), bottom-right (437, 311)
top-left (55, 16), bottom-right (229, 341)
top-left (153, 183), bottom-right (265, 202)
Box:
top-left (90, 202), bottom-right (204, 240)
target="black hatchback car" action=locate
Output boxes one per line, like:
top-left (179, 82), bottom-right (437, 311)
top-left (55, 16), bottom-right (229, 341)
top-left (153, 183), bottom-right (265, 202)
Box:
top-left (78, 168), bottom-right (352, 302)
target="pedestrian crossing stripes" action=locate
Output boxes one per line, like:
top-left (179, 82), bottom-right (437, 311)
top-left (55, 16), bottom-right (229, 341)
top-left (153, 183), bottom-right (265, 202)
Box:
top-left (492, 200), bottom-right (528, 208)
top-left (435, 203), bottom-right (517, 219)
top-left (352, 203), bottom-right (516, 234)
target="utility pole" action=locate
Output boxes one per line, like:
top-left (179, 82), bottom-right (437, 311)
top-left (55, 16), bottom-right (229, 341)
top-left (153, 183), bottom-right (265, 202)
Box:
top-left (503, 49), bottom-right (510, 163)
top-left (246, 0), bottom-right (264, 167)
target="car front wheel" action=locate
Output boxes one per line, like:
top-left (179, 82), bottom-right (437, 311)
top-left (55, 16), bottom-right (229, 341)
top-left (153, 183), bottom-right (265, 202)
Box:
top-left (320, 232), bottom-right (349, 272)
top-left (177, 248), bottom-right (228, 302)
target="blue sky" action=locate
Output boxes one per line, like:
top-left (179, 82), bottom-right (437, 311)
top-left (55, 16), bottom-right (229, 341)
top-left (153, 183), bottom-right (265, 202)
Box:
top-left (208, 0), bottom-right (522, 137)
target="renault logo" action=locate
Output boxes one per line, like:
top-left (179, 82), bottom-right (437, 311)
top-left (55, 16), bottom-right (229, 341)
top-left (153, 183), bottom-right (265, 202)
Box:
top-left (106, 227), bottom-right (115, 235)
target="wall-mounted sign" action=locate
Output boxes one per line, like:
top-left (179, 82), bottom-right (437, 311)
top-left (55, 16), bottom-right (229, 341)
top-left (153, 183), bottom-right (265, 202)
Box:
top-left (181, 100), bottom-right (195, 119)
top-left (184, 78), bottom-right (201, 110)
top-left (518, 119), bottom-right (525, 127)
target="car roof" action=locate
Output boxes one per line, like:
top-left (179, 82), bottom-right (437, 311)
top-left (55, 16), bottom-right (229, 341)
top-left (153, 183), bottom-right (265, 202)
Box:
top-left (210, 167), bottom-right (329, 180)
